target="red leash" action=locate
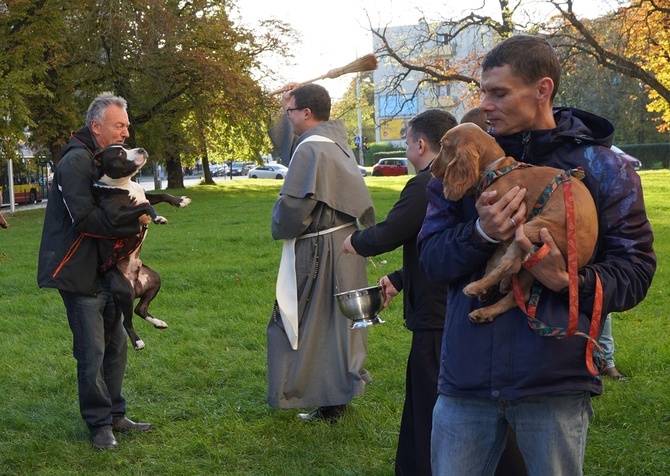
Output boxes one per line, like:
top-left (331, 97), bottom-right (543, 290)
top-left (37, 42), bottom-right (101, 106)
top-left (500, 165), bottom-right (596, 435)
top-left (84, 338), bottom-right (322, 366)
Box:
top-left (513, 171), bottom-right (605, 376)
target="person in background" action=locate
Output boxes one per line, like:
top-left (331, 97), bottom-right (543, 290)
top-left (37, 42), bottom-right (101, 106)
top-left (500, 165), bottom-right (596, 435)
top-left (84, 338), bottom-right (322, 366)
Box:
top-left (599, 313), bottom-right (627, 380)
top-left (267, 83), bottom-right (375, 423)
top-left (37, 92), bottom-right (152, 451)
top-left (343, 109), bottom-right (457, 475)
top-left (418, 35), bottom-right (656, 475)
top-left (460, 107), bottom-right (489, 131)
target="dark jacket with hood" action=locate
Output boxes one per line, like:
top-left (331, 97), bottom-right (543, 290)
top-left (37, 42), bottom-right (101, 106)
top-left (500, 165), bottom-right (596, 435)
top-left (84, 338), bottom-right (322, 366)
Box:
top-left (417, 108), bottom-right (656, 400)
top-left (350, 164), bottom-right (446, 331)
top-left (37, 127), bottom-right (140, 295)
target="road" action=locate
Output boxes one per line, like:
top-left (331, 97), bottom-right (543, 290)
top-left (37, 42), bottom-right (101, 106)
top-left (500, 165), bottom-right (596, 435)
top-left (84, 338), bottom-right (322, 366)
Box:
top-left (136, 173), bottom-right (247, 191)
top-left (4, 173), bottom-right (248, 212)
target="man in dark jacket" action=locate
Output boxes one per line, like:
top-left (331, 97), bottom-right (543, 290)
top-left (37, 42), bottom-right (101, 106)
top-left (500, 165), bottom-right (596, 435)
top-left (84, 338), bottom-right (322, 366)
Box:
top-left (38, 92), bottom-right (152, 451)
top-left (343, 109), bottom-right (457, 475)
top-left (418, 36), bottom-right (656, 475)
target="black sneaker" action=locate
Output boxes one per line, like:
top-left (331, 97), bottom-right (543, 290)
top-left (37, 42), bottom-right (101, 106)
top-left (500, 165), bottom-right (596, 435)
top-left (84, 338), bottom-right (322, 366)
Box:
top-left (297, 405), bottom-right (347, 423)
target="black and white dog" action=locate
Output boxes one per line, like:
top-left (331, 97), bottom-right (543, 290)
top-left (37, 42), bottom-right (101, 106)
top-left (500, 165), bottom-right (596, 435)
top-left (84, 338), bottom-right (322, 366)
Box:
top-left (93, 143), bottom-right (190, 350)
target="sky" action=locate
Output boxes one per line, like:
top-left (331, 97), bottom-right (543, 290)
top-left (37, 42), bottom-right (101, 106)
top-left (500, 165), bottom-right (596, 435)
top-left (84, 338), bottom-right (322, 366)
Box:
top-left (234, 0), bottom-right (609, 100)
top-left (234, 0), bottom-right (446, 99)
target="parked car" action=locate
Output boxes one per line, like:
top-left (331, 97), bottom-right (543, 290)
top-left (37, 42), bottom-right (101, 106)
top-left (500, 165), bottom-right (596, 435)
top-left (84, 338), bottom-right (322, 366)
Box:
top-left (358, 165), bottom-right (367, 176)
top-left (242, 162), bottom-right (256, 175)
top-left (230, 162), bottom-right (245, 176)
top-left (372, 158), bottom-right (408, 176)
top-left (248, 164), bottom-right (288, 179)
top-left (611, 145), bottom-right (642, 171)
top-left (210, 163), bottom-right (229, 176)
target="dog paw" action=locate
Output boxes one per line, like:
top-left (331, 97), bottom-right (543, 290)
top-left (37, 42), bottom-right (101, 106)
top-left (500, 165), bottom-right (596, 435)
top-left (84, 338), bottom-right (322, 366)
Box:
top-left (468, 310), bottom-right (495, 324)
top-left (463, 282), bottom-right (481, 297)
top-left (134, 339), bottom-right (146, 351)
top-left (153, 215), bottom-right (168, 224)
top-left (146, 316), bottom-right (168, 329)
top-left (179, 196), bottom-right (191, 207)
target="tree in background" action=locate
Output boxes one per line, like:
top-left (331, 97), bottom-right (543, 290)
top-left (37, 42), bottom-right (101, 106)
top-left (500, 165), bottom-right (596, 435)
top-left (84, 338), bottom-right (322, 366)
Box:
top-left (1, 0), bottom-right (291, 188)
top-left (368, 0), bottom-right (670, 142)
top-left (0, 0), bottom-right (72, 161)
top-left (548, 0), bottom-right (670, 133)
top-left (332, 71), bottom-right (375, 161)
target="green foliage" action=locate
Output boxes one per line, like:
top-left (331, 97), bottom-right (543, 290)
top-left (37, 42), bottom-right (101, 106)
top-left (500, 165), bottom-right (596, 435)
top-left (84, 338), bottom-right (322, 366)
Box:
top-left (332, 73), bottom-right (375, 139)
top-left (0, 173), bottom-right (668, 474)
top-left (372, 150), bottom-right (408, 162)
top-left (363, 143), bottom-right (404, 166)
top-left (1, 0), bottom-right (289, 172)
top-left (556, 60), bottom-right (664, 145)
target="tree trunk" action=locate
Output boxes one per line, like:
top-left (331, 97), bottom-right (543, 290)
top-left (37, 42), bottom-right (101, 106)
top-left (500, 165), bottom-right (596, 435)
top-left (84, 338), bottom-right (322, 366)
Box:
top-left (165, 149), bottom-right (184, 189)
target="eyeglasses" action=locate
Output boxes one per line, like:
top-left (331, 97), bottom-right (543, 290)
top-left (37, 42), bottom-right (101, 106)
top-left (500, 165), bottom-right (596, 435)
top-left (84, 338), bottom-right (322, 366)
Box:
top-left (286, 107), bottom-right (307, 117)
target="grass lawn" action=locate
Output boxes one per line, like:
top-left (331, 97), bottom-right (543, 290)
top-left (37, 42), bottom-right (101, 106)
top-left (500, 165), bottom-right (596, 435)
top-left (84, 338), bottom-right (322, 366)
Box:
top-left (0, 173), bottom-right (668, 475)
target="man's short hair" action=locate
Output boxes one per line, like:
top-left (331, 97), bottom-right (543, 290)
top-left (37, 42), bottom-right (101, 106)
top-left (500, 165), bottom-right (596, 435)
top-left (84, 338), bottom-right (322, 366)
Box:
top-left (482, 35), bottom-right (561, 102)
top-left (86, 92), bottom-right (128, 129)
top-left (460, 108), bottom-right (488, 130)
top-left (290, 84), bottom-right (331, 122)
top-left (407, 109), bottom-right (458, 150)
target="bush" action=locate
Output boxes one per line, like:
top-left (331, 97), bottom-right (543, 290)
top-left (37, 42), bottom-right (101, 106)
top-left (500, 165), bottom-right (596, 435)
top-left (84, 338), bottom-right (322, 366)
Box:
top-left (358, 142), bottom-right (406, 165)
top-left (372, 150), bottom-right (408, 163)
top-left (618, 143), bottom-right (670, 169)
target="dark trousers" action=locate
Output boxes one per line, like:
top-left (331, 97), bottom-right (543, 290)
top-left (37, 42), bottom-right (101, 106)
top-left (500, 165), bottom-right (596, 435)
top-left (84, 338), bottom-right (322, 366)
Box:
top-left (60, 280), bottom-right (127, 432)
top-left (394, 330), bottom-right (528, 476)
top-left (395, 330), bottom-right (442, 476)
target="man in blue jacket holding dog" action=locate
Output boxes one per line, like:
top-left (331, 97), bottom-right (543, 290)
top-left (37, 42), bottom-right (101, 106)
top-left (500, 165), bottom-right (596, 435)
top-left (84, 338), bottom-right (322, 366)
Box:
top-left (418, 35), bottom-right (656, 475)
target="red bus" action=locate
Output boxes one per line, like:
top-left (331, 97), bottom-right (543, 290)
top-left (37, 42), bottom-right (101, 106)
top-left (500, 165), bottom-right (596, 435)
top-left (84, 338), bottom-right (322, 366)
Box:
top-left (1, 159), bottom-right (50, 206)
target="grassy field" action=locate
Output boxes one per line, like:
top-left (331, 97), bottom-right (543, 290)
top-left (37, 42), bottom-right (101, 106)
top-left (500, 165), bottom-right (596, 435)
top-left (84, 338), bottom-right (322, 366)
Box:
top-left (0, 173), bottom-right (667, 475)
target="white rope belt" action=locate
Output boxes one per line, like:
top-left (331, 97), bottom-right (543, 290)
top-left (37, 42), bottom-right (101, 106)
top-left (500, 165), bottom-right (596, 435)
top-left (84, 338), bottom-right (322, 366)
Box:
top-left (296, 221), bottom-right (356, 240)
top-left (276, 221), bottom-right (356, 350)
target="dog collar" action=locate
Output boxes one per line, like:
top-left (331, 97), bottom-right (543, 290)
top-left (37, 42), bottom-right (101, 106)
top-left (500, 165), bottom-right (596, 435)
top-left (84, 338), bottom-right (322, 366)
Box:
top-left (476, 159), bottom-right (532, 197)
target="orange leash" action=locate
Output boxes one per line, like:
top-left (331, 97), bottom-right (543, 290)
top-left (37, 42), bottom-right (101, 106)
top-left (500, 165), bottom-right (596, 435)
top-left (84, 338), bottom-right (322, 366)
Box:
top-left (512, 170), bottom-right (605, 376)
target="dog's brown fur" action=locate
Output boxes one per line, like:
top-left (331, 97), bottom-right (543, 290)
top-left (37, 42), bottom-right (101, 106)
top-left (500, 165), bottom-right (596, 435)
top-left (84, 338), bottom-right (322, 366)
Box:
top-left (430, 123), bottom-right (598, 323)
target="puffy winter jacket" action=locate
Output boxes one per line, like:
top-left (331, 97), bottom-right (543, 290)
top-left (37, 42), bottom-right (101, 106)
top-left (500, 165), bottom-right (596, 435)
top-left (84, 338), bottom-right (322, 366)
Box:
top-left (417, 108), bottom-right (656, 400)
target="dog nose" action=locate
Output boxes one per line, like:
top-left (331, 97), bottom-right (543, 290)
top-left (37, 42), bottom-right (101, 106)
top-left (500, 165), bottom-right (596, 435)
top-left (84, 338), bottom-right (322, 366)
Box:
top-left (137, 148), bottom-right (148, 158)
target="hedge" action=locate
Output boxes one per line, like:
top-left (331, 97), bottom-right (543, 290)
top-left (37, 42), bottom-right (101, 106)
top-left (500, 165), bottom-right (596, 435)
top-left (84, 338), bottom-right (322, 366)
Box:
top-left (618, 143), bottom-right (670, 169)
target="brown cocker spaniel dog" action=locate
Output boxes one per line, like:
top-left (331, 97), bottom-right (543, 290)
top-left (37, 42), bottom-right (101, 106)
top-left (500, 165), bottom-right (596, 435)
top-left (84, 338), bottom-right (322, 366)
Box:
top-left (430, 123), bottom-right (598, 323)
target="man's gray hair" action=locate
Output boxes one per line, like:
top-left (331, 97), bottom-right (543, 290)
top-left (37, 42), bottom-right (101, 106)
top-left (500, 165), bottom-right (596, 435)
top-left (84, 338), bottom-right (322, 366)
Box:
top-left (86, 92), bottom-right (127, 129)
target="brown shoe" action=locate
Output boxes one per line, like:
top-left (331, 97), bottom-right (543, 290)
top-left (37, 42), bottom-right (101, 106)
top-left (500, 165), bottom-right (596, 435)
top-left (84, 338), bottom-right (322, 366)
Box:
top-left (604, 367), bottom-right (628, 381)
top-left (91, 426), bottom-right (119, 451)
top-left (112, 417), bottom-right (152, 433)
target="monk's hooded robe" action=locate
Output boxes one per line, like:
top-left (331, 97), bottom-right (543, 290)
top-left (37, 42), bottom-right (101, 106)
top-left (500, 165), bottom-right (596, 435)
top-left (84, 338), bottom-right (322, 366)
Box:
top-left (268, 118), bottom-right (375, 409)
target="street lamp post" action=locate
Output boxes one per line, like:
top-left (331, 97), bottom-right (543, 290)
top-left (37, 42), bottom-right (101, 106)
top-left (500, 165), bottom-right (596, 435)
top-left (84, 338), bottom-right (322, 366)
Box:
top-left (356, 73), bottom-right (364, 166)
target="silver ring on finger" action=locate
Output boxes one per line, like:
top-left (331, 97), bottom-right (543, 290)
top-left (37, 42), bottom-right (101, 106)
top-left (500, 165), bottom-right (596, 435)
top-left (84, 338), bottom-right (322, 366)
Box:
top-left (509, 217), bottom-right (516, 227)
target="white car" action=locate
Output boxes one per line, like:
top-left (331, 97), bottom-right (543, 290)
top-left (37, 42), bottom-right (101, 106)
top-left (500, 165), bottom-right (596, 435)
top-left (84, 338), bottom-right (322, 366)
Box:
top-left (248, 164), bottom-right (288, 179)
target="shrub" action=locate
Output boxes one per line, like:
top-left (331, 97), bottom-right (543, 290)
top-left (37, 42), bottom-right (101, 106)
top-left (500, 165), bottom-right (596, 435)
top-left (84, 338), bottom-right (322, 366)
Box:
top-left (618, 143), bottom-right (670, 169)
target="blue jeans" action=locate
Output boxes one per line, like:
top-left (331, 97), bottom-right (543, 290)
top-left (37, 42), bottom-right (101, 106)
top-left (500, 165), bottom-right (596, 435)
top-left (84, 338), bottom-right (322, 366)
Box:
top-left (431, 392), bottom-right (593, 476)
top-left (60, 280), bottom-right (127, 432)
top-left (599, 313), bottom-right (615, 368)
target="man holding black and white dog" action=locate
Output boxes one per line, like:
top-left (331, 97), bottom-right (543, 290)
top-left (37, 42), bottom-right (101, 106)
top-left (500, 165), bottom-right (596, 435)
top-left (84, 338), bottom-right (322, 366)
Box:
top-left (38, 92), bottom-right (152, 451)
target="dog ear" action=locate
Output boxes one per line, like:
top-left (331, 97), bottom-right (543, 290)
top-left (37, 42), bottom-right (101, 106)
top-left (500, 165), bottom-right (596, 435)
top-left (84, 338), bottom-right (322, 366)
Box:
top-left (443, 141), bottom-right (480, 201)
top-left (93, 149), bottom-right (103, 168)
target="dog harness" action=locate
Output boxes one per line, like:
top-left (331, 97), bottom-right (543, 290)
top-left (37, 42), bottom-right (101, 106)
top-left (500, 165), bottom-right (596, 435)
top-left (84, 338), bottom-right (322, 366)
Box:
top-left (96, 227), bottom-right (147, 273)
top-left (51, 227), bottom-right (147, 280)
top-left (479, 162), bottom-right (605, 376)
